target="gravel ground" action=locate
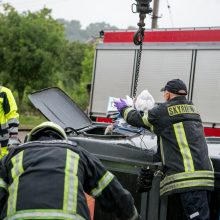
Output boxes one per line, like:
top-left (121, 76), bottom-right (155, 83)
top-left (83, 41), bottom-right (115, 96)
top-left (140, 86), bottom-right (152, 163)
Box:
top-left (18, 130), bottom-right (30, 143)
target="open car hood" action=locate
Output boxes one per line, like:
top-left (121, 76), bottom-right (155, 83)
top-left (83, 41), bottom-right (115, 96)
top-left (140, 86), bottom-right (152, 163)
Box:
top-left (28, 87), bottom-right (92, 130)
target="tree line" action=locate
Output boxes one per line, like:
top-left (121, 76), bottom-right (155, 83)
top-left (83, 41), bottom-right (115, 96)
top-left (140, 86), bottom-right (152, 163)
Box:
top-left (58, 19), bottom-right (117, 42)
top-left (0, 4), bottom-right (137, 114)
top-left (0, 4), bottom-right (95, 113)
top-left (57, 19), bottom-right (137, 42)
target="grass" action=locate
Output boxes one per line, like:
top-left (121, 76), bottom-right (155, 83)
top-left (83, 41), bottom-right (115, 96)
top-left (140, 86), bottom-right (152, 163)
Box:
top-left (19, 114), bottom-right (47, 129)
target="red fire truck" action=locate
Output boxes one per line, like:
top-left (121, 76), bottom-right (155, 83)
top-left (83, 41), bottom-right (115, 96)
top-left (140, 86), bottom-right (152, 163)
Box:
top-left (89, 28), bottom-right (220, 137)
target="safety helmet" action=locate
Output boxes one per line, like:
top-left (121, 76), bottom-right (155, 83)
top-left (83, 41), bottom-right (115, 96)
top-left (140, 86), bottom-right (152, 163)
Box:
top-left (25, 121), bottom-right (67, 142)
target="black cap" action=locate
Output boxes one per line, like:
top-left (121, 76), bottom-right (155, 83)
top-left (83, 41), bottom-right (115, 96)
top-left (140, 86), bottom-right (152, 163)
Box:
top-left (161, 79), bottom-right (187, 95)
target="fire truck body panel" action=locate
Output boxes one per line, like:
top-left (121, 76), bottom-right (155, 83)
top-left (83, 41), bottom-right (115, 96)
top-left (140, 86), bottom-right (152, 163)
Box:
top-left (90, 29), bottom-right (220, 128)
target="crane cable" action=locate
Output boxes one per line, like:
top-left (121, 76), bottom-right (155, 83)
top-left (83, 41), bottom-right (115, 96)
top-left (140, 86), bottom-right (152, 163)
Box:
top-left (132, 0), bottom-right (152, 97)
top-left (133, 28), bottom-right (144, 97)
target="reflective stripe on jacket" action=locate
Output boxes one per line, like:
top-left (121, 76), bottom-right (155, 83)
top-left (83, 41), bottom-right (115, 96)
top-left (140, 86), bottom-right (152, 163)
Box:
top-left (0, 140), bottom-right (135, 220)
top-left (0, 86), bottom-right (19, 147)
top-left (122, 96), bottom-right (214, 196)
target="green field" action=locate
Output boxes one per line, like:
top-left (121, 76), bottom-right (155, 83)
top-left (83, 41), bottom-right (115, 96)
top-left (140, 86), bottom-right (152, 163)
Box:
top-left (19, 114), bottom-right (47, 129)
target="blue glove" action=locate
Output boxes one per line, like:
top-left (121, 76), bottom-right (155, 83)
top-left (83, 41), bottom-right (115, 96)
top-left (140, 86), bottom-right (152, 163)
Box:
top-left (114, 98), bottom-right (128, 112)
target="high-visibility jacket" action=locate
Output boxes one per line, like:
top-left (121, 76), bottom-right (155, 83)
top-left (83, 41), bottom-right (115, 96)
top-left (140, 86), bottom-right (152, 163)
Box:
top-left (0, 86), bottom-right (19, 150)
top-left (0, 140), bottom-right (136, 220)
top-left (121, 96), bottom-right (214, 196)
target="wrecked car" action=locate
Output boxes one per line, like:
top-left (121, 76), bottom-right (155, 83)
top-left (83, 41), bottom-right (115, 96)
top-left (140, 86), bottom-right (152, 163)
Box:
top-left (29, 87), bottom-right (220, 220)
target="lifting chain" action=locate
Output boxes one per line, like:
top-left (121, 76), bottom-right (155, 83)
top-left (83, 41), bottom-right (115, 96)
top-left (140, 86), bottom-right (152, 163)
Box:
top-left (133, 29), bottom-right (144, 97)
top-left (132, 0), bottom-right (152, 97)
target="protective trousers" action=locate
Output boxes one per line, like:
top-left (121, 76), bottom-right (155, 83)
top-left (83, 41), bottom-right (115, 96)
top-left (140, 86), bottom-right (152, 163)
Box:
top-left (180, 190), bottom-right (210, 220)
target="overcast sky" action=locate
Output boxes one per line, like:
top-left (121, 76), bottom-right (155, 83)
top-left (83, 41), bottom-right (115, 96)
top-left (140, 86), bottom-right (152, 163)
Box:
top-left (1, 0), bottom-right (220, 29)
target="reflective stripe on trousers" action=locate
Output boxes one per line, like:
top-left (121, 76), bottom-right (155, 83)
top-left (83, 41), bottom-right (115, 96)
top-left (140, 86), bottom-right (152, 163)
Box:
top-left (160, 170), bottom-right (214, 195)
top-left (160, 170), bottom-right (214, 188)
top-left (160, 170), bottom-right (214, 196)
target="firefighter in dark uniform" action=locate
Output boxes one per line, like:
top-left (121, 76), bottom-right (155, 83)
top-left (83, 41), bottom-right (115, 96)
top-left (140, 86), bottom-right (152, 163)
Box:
top-left (114, 79), bottom-right (214, 220)
top-left (0, 121), bottom-right (139, 220)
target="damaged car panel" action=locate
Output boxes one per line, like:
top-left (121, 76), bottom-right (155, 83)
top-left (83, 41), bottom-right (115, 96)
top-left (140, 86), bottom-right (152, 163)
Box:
top-left (29, 87), bottom-right (220, 220)
top-left (28, 87), bottom-right (159, 168)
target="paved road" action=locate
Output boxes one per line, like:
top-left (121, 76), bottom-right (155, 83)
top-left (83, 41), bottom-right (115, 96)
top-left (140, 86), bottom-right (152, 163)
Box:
top-left (18, 129), bottom-right (30, 143)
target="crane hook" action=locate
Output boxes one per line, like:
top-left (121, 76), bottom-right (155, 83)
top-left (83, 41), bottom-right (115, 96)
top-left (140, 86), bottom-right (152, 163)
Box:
top-left (133, 27), bottom-right (145, 45)
top-left (132, 0), bottom-right (152, 45)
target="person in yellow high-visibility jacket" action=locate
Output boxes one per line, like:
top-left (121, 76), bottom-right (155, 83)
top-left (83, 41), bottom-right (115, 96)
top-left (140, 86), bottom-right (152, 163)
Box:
top-left (0, 86), bottom-right (19, 158)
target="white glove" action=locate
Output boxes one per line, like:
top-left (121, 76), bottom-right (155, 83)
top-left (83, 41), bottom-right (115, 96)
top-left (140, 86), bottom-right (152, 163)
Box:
top-left (8, 134), bottom-right (20, 147)
top-left (135, 90), bottom-right (155, 111)
top-left (125, 95), bottom-right (134, 107)
top-left (104, 124), bottom-right (114, 135)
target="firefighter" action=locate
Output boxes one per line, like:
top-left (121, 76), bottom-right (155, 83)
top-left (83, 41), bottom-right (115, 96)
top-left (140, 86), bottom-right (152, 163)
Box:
top-left (0, 121), bottom-right (139, 220)
top-left (114, 79), bottom-right (214, 220)
top-left (0, 86), bottom-right (19, 158)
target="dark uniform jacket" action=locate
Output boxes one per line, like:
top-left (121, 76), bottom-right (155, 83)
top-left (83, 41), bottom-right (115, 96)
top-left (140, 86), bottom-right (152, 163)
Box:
top-left (0, 140), bottom-right (136, 220)
top-left (122, 96), bottom-right (214, 196)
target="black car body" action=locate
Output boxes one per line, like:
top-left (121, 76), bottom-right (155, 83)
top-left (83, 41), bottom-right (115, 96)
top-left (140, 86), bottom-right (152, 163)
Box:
top-left (29, 87), bottom-right (220, 220)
